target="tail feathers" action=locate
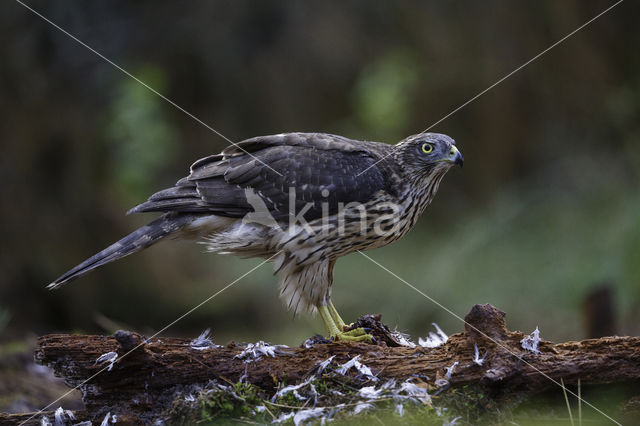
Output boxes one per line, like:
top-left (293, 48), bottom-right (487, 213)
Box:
top-left (47, 214), bottom-right (192, 289)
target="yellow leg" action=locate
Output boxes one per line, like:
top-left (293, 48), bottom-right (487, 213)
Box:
top-left (318, 303), bottom-right (374, 343)
top-left (328, 301), bottom-right (347, 330)
top-left (318, 305), bottom-right (341, 336)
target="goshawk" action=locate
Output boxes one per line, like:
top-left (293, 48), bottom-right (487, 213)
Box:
top-left (50, 132), bottom-right (463, 342)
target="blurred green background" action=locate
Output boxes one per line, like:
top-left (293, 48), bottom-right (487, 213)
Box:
top-left (1, 0), bottom-right (639, 349)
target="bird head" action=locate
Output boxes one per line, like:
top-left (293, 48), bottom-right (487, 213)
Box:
top-left (394, 132), bottom-right (463, 180)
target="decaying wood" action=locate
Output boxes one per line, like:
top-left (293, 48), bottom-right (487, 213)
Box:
top-left (22, 304), bottom-right (640, 423)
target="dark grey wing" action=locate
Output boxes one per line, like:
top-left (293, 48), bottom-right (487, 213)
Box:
top-left (129, 133), bottom-right (390, 222)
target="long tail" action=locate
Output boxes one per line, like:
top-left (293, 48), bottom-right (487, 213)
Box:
top-left (47, 214), bottom-right (194, 289)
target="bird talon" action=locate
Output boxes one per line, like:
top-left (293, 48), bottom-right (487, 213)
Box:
top-left (333, 331), bottom-right (375, 344)
top-left (319, 305), bottom-right (375, 343)
top-left (339, 327), bottom-right (369, 337)
top-left (342, 322), bottom-right (355, 331)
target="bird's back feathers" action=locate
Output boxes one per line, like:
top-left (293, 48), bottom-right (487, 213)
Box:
top-left (128, 133), bottom-right (396, 222)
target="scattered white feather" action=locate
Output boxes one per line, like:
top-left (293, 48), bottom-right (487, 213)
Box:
top-left (190, 329), bottom-right (221, 350)
top-left (383, 378), bottom-right (397, 389)
top-left (521, 326), bottom-right (542, 354)
top-left (273, 377), bottom-right (314, 402)
top-left (111, 414), bottom-right (118, 423)
top-left (399, 381), bottom-right (431, 404)
top-left (40, 416), bottom-right (52, 426)
top-left (293, 407), bottom-right (326, 425)
top-left (293, 389), bottom-right (306, 401)
top-left (54, 407), bottom-right (64, 426)
top-left (434, 378), bottom-right (450, 388)
top-left (234, 341), bottom-right (288, 362)
top-left (473, 344), bottom-right (488, 366)
top-left (335, 355), bottom-right (378, 381)
top-left (99, 412), bottom-right (111, 426)
top-left (336, 355), bottom-right (359, 375)
top-left (354, 362), bottom-right (376, 381)
top-left (418, 323), bottom-right (449, 348)
top-left (391, 330), bottom-right (416, 348)
top-left (445, 361), bottom-right (459, 380)
top-left (273, 412), bottom-right (294, 423)
top-left (352, 402), bottom-right (373, 415)
top-left (443, 416), bottom-right (463, 425)
top-left (395, 403), bottom-right (405, 416)
top-left (358, 379), bottom-right (396, 400)
top-left (255, 405), bottom-right (267, 413)
top-left (53, 407), bottom-right (76, 425)
top-left (95, 352), bottom-right (118, 372)
top-left (358, 385), bottom-right (382, 399)
top-left (309, 383), bottom-right (319, 405)
top-left (184, 394), bottom-right (195, 402)
top-left (317, 355), bottom-right (335, 374)
top-left (238, 363), bottom-right (249, 383)
top-left (433, 323), bottom-right (448, 341)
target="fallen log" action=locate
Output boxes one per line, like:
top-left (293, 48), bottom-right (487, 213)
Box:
top-left (17, 304), bottom-right (640, 424)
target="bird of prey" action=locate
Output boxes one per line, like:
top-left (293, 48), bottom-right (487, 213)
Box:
top-left (49, 132), bottom-right (463, 342)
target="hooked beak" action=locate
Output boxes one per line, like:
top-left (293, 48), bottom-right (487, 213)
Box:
top-left (449, 145), bottom-right (464, 167)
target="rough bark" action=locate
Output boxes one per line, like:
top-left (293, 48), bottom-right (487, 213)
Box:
top-left (9, 304), bottom-right (640, 424)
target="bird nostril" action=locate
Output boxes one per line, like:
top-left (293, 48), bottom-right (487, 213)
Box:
top-left (450, 149), bottom-right (455, 156)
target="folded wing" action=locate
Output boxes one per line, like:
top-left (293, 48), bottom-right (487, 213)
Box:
top-left (129, 133), bottom-right (390, 222)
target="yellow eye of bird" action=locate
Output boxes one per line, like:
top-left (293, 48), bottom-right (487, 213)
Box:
top-left (422, 143), bottom-right (433, 154)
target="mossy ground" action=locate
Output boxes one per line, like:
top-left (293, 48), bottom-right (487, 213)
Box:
top-left (166, 375), bottom-right (637, 425)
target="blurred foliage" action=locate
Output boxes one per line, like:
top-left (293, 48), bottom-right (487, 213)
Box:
top-left (0, 309), bottom-right (9, 335)
top-left (351, 49), bottom-right (420, 140)
top-left (106, 66), bottom-right (177, 204)
top-left (0, 0), bottom-right (639, 355)
top-left (0, 339), bottom-right (83, 414)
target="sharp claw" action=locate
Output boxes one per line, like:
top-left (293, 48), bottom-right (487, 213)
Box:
top-left (342, 322), bottom-right (355, 331)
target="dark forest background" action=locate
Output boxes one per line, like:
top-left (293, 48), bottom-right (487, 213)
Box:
top-left (1, 1), bottom-right (639, 350)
